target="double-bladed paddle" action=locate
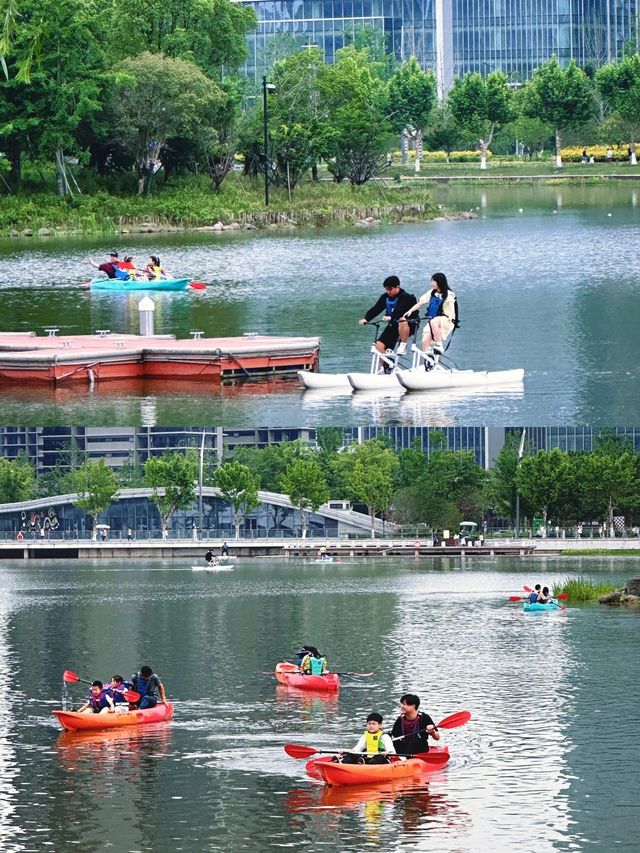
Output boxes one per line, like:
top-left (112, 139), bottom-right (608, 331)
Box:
top-left (63, 670), bottom-right (140, 703)
top-left (189, 281), bottom-right (207, 290)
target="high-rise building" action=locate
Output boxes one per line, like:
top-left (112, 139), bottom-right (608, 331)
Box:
top-left (241, 0), bottom-right (639, 94)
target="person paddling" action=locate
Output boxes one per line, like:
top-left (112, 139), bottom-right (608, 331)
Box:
top-left (205, 549), bottom-right (218, 566)
top-left (390, 693), bottom-right (440, 754)
top-left (145, 256), bottom-right (170, 280)
top-left (537, 586), bottom-right (552, 604)
top-left (77, 680), bottom-right (116, 714)
top-left (89, 251), bottom-right (120, 279)
top-left (300, 647), bottom-right (328, 676)
top-left (104, 675), bottom-right (133, 711)
top-left (528, 584), bottom-right (541, 603)
top-left (337, 712), bottom-right (396, 765)
top-left (131, 665), bottom-right (167, 709)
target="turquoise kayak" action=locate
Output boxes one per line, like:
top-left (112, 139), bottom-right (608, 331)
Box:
top-left (90, 278), bottom-right (191, 292)
top-left (523, 601), bottom-right (560, 613)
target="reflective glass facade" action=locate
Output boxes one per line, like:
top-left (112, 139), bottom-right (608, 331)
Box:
top-left (241, 0), bottom-right (640, 89)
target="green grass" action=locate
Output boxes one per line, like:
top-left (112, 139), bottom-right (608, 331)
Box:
top-left (390, 158), bottom-right (640, 179)
top-left (560, 549), bottom-right (640, 556)
top-left (0, 173), bottom-right (438, 235)
top-left (554, 576), bottom-right (618, 601)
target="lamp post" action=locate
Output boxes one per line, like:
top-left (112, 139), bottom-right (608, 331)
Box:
top-left (514, 428), bottom-right (526, 538)
top-left (262, 75), bottom-right (276, 206)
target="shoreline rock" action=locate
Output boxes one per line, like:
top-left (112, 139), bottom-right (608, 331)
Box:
top-left (599, 577), bottom-right (640, 606)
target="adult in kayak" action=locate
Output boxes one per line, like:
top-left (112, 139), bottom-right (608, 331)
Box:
top-left (528, 584), bottom-right (542, 604)
top-left (390, 693), bottom-right (440, 755)
top-left (359, 276), bottom-right (417, 357)
top-left (89, 251), bottom-right (120, 279)
top-left (300, 647), bottom-right (328, 675)
top-left (338, 712), bottom-right (396, 765)
top-left (537, 586), bottom-right (552, 604)
top-left (402, 272), bottom-right (458, 360)
top-left (131, 665), bottom-right (167, 709)
top-left (76, 680), bottom-right (116, 714)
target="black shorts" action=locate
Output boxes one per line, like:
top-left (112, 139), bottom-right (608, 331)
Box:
top-left (377, 318), bottom-right (417, 350)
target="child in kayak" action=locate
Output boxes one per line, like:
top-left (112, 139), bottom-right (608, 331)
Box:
top-left (528, 584), bottom-right (541, 603)
top-left (77, 680), bottom-right (116, 714)
top-left (131, 665), bottom-right (167, 709)
top-left (390, 693), bottom-right (440, 754)
top-left (144, 256), bottom-right (170, 280)
top-left (339, 713), bottom-right (396, 765)
top-left (537, 586), bottom-right (552, 604)
top-left (105, 675), bottom-right (133, 710)
top-left (300, 647), bottom-right (328, 675)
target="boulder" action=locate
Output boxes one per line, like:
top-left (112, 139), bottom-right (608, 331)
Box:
top-left (38, 227), bottom-right (52, 237)
top-left (599, 589), bottom-right (623, 605)
top-left (626, 577), bottom-right (640, 596)
top-left (222, 222), bottom-right (241, 230)
top-left (212, 221), bottom-right (225, 232)
top-left (22, 229), bottom-right (33, 237)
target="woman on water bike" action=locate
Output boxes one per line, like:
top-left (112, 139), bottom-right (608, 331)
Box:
top-left (403, 272), bottom-right (457, 359)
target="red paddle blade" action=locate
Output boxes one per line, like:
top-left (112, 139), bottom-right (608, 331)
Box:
top-left (437, 711), bottom-right (471, 729)
top-left (523, 586), bottom-right (533, 592)
top-left (63, 670), bottom-right (80, 684)
top-left (509, 596), bottom-right (523, 601)
top-left (123, 689), bottom-right (140, 703)
top-left (189, 281), bottom-right (207, 290)
top-left (284, 743), bottom-right (318, 759)
top-left (413, 751), bottom-right (450, 765)
top-left (556, 593), bottom-right (569, 600)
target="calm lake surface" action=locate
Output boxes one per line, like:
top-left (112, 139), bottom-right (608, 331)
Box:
top-left (1, 555), bottom-right (638, 852)
top-left (1, 183), bottom-right (640, 425)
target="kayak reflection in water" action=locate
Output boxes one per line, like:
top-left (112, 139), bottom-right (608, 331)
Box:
top-left (131, 665), bottom-right (167, 709)
top-left (336, 712), bottom-right (396, 765)
top-left (391, 693), bottom-right (440, 754)
top-left (76, 680), bottom-right (116, 714)
top-left (300, 647), bottom-right (329, 675)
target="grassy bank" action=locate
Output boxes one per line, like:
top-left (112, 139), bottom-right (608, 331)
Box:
top-left (392, 157), bottom-right (640, 180)
top-left (560, 549), bottom-right (640, 556)
top-left (0, 174), bottom-right (439, 236)
top-left (554, 576), bottom-right (617, 601)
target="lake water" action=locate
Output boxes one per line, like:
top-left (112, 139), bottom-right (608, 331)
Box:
top-left (2, 556), bottom-right (638, 851)
top-left (1, 183), bottom-right (640, 425)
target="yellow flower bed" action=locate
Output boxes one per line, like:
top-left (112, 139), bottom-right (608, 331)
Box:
top-left (561, 144), bottom-right (632, 163)
top-left (389, 149), bottom-right (490, 163)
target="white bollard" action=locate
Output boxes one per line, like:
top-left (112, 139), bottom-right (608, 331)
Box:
top-left (139, 296), bottom-right (155, 336)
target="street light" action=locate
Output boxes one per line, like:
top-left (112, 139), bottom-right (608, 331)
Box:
top-left (262, 76), bottom-right (277, 206)
top-left (514, 428), bottom-right (527, 538)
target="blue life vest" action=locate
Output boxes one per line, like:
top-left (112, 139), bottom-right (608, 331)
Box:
top-left (113, 266), bottom-right (130, 280)
top-left (309, 656), bottom-right (325, 675)
top-left (133, 675), bottom-right (153, 697)
top-left (425, 292), bottom-right (444, 319)
top-left (385, 295), bottom-right (399, 316)
top-left (528, 592), bottom-right (538, 603)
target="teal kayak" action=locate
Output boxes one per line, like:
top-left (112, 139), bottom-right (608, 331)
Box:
top-left (523, 601), bottom-right (560, 613)
top-left (90, 278), bottom-right (190, 292)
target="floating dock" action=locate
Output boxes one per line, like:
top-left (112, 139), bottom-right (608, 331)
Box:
top-left (0, 331), bottom-right (321, 385)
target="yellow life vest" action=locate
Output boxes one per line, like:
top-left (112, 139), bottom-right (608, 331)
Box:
top-left (364, 729), bottom-right (386, 755)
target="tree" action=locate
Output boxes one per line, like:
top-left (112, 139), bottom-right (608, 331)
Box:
top-left (214, 461), bottom-right (260, 539)
top-left (108, 53), bottom-right (225, 194)
top-left (346, 440), bottom-right (399, 536)
top-left (0, 453), bottom-right (35, 503)
top-left (516, 448), bottom-right (572, 528)
top-left (387, 57), bottom-right (436, 172)
top-left (320, 46), bottom-right (393, 185)
top-left (72, 459), bottom-right (119, 540)
top-left (280, 458), bottom-right (329, 538)
top-left (485, 433), bottom-right (532, 521)
top-left (523, 57), bottom-right (594, 167)
top-left (597, 55), bottom-right (640, 165)
top-left (144, 450), bottom-right (198, 537)
top-left (232, 441), bottom-right (312, 491)
top-left (109, 0), bottom-right (256, 78)
top-left (421, 449), bottom-right (487, 518)
top-left (571, 451), bottom-right (639, 530)
top-left (448, 71), bottom-right (513, 169)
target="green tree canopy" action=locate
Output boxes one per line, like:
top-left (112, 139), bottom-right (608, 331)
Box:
top-left (144, 450), bottom-right (198, 535)
top-left (516, 447), bottom-right (573, 527)
top-left (0, 453), bottom-right (36, 503)
top-left (596, 54), bottom-right (640, 164)
top-left (214, 461), bottom-right (260, 539)
top-left (387, 57), bottom-right (436, 171)
top-left (72, 458), bottom-right (119, 539)
top-left (448, 70), bottom-right (513, 168)
top-left (346, 439), bottom-right (399, 536)
top-left (280, 458), bottom-right (329, 538)
top-left (523, 57), bottom-right (594, 166)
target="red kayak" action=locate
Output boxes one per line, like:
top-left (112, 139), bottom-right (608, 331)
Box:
top-left (275, 662), bottom-right (339, 692)
top-left (306, 746), bottom-right (450, 785)
top-left (52, 702), bottom-right (174, 732)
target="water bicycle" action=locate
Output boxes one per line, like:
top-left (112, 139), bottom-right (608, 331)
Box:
top-left (298, 319), bottom-right (523, 393)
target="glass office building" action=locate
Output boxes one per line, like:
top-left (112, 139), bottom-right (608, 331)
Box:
top-left (241, 0), bottom-right (640, 92)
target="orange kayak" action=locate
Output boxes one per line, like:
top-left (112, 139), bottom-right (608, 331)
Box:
top-left (51, 702), bottom-right (174, 732)
top-left (307, 748), bottom-right (450, 786)
top-left (275, 662), bottom-right (339, 692)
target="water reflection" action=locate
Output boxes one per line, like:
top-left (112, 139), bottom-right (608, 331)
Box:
top-left (55, 723), bottom-right (173, 778)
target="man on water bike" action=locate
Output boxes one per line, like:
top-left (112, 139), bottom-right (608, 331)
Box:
top-left (359, 276), bottom-right (417, 356)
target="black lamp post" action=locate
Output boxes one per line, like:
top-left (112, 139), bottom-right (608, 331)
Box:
top-left (262, 75), bottom-right (277, 205)
top-left (514, 428), bottom-right (526, 538)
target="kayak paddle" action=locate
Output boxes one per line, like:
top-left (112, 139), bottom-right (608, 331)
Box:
top-left (63, 671), bottom-right (140, 703)
top-left (523, 586), bottom-right (568, 601)
top-left (284, 744), bottom-right (450, 765)
top-left (436, 710), bottom-right (471, 729)
top-left (189, 281), bottom-right (207, 290)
